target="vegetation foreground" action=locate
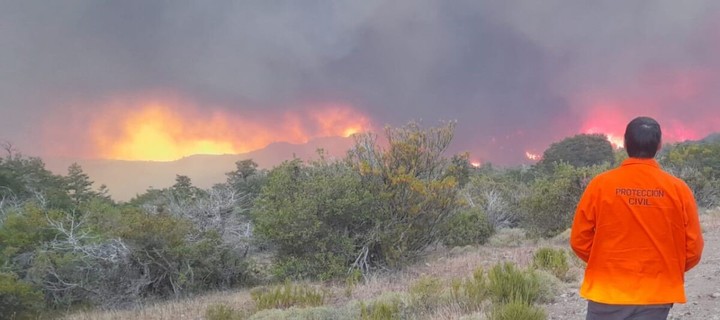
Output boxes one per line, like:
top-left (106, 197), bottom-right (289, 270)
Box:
top-left (61, 209), bottom-right (720, 320)
top-left (1, 123), bottom-right (718, 319)
top-left (63, 231), bottom-right (576, 320)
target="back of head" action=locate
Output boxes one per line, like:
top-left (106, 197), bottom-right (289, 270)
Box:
top-left (624, 116), bottom-right (662, 158)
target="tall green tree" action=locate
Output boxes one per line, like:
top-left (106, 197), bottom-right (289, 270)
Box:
top-left (0, 154), bottom-right (71, 209)
top-left (226, 159), bottom-right (258, 185)
top-left (537, 134), bottom-right (614, 172)
top-left (171, 175), bottom-right (203, 201)
top-left (225, 159), bottom-right (266, 205)
top-left (65, 163), bottom-right (94, 205)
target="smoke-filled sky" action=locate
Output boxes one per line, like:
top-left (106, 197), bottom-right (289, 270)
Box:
top-left (1, 0), bottom-right (719, 164)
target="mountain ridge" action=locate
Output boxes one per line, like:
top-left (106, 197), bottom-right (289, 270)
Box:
top-left (44, 136), bottom-right (356, 201)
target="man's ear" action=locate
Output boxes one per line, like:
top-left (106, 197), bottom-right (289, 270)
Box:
top-left (657, 140), bottom-right (663, 152)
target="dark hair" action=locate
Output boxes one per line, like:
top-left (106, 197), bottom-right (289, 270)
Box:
top-left (624, 116), bottom-right (661, 158)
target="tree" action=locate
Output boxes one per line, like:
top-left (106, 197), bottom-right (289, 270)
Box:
top-left (171, 175), bottom-right (204, 201)
top-left (66, 163), bottom-right (94, 205)
top-left (537, 134), bottom-right (614, 172)
top-left (0, 154), bottom-right (71, 209)
top-left (226, 159), bottom-right (259, 185)
top-left (226, 159), bottom-right (266, 206)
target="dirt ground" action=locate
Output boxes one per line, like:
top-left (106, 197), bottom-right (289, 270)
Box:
top-left (545, 212), bottom-right (720, 320)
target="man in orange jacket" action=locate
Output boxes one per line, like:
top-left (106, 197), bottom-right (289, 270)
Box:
top-left (570, 116), bottom-right (704, 320)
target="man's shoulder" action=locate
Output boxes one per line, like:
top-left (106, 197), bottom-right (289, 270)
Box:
top-left (653, 167), bottom-right (690, 187)
top-left (661, 171), bottom-right (693, 192)
top-left (589, 167), bottom-right (620, 182)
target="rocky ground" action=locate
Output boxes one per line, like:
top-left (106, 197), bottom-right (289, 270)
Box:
top-left (545, 212), bottom-right (720, 320)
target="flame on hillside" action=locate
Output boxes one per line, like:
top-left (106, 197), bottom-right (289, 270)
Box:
top-left (87, 96), bottom-right (371, 161)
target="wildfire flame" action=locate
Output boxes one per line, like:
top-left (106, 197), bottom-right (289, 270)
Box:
top-left (525, 151), bottom-right (540, 161)
top-left (88, 96), bottom-right (371, 161)
top-left (605, 134), bottom-right (624, 149)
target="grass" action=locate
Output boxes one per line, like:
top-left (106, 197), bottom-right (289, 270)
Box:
top-left (532, 247), bottom-right (570, 281)
top-left (206, 304), bottom-right (247, 320)
top-left (250, 282), bottom-right (327, 311)
top-left (489, 300), bottom-right (546, 320)
top-left (449, 267), bottom-right (488, 312)
top-left (487, 262), bottom-right (541, 305)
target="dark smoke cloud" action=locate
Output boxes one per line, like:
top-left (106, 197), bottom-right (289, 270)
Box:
top-left (1, 0), bottom-right (718, 163)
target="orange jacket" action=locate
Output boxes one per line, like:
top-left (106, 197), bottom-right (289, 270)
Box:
top-left (570, 158), bottom-right (703, 304)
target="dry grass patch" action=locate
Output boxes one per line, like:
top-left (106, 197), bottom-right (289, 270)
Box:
top-left (701, 207), bottom-right (720, 230)
top-left (487, 228), bottom-right (528, 247)
top-left (61, 290), bottom-right (253, 320)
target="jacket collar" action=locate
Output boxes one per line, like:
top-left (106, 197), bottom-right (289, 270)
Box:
top-left (621, 157), bottom-right (660, 168)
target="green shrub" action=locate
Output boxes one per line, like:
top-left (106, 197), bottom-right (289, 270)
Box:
top-left (449, 267), bottom-right (487, 311)
top-left (361, 300), bottom-right (400, 320)
top-left (533, 270), bottom-right (562, 303)
top-left (0, 272), bottom-right (44, 320)
top-left (251, 282), bottom-right (327, 311)
top-left (487, 262), bottom-right (540, 305)
top-left (360, 294), bottom-right (404, 320)
top-left (521, 163), bottom-right (607, 238)
top-left (409, 276), bottom-right (444, 311)
top-left (489, 300), bottom-right (546, 320)
top-left (206, 303), bottom-right (246, 320)
top-left (272, 253), bottom-right (350, 281)
top-left (532, 248), bottom-right (570, 281)
top-left (442, 207), bottom-right (495, 247)
top-left (252, 160), bottom-right (373, 280)
top-left (255, 123), bottom-right (465, 278)
top-left (344, 269), bottom-right (363, 298)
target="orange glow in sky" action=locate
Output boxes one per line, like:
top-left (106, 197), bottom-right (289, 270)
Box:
top-left (578, 98), bottom-right (717, 149)
top-left (579, 104), bottom-right (626, 149)
top-left (88, 96), bottom-right (371, 161)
